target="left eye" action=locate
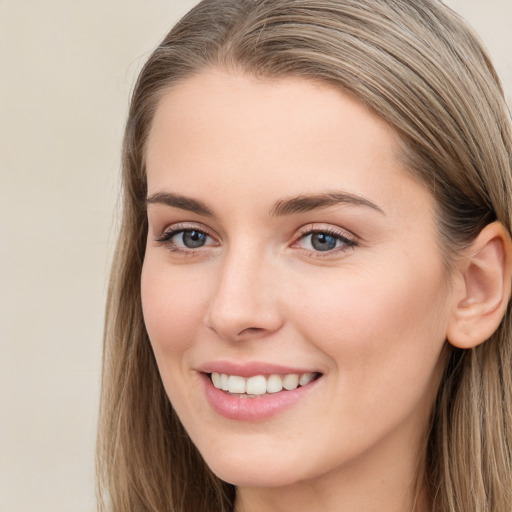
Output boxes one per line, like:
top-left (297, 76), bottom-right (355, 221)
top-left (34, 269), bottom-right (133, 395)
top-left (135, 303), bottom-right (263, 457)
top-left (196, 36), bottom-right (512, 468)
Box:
top-left (298, 231), bottom-right (354, 252)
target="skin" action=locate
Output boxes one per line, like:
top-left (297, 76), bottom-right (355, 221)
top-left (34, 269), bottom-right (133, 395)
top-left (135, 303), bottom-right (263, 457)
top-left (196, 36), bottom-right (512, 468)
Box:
top-left (141, 69), bottom-right (459, 512)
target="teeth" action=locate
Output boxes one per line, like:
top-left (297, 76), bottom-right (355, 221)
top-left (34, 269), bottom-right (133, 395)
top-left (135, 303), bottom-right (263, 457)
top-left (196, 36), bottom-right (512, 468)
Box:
top-left (246, 375), bottom-right (267, 395)
top-left (211, 372), bottom-right (222, 388)
top-left (267, 375), bottom-right (283, 393)
top-left (220, 373), bottom-right (229, 391)
top-left (283, 373), bottom-right (299, 390)
top-left (210, 371), bottom-right (317, 395)
top-left (228, 375), bottom-right (246, 394)
top-left (299, 372), bottom-right (315, 386)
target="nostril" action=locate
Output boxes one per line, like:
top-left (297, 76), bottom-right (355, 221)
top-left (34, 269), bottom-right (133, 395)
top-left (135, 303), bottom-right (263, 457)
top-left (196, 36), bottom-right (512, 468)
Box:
top-left (238, 327), bottom-right (265, 336)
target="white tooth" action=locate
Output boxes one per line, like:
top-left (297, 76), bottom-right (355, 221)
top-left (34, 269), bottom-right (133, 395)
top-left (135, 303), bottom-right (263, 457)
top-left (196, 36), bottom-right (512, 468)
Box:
top-left (228, 375), bottom-right (246, 394)
top-left (282, 374), bottom-right (299, 390)
top-left (246, 375), bottom-right (267, 395)
top-left (220, 373), bottom-right (229, 391)
top-left (266, 374), bottom-right (283, 393)
top-left (299, 372), bottom-right (315, 386)
top-left (211, 372), bottom-right (222, 389)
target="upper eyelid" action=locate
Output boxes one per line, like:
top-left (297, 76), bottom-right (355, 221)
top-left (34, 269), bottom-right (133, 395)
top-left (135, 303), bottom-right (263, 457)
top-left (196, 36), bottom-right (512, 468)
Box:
top-left (293, 223), bottom-right (357, 241)
top-left (156, 221), bottom-right (216, 238)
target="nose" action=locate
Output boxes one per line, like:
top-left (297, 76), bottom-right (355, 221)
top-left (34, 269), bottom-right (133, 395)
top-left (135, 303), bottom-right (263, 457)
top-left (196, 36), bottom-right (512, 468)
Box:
top-left (205, 245), bottom-right (284, 342)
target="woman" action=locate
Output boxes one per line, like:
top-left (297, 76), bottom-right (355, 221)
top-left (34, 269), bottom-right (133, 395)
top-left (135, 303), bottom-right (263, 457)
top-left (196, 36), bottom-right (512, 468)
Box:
top-left (96, 1), bottom-right (512, 511)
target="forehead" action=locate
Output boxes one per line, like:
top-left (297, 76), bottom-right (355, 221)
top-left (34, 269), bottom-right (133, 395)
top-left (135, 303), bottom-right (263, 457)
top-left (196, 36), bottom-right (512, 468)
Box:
top-left (145, 68), bottom-right (432, 220)
top-left (147, 69), bottom-right (397, 160)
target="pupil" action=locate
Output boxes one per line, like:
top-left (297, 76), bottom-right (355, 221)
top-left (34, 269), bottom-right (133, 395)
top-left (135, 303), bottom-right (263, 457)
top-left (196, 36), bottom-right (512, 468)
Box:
top-left (311, 233), bottom-right (336, 251)
top-left (183, 230), bottom-right (206, 248)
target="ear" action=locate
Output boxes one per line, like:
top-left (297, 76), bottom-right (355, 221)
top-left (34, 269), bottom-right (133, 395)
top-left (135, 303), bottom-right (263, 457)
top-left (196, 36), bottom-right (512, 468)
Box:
top-left (447, 221), bottom-right (512, 349)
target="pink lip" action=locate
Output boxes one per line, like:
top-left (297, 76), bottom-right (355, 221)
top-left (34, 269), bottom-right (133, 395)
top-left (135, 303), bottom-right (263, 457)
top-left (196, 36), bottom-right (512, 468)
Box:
top-left (197, 360), bottom-right (319, 378)
top-left (198, 371), bottom-right (322, 421)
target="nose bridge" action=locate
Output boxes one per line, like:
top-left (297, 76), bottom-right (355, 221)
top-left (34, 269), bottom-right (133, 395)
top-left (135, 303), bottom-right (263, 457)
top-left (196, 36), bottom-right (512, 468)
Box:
top-left (205, 239), bottom-right (282, 341)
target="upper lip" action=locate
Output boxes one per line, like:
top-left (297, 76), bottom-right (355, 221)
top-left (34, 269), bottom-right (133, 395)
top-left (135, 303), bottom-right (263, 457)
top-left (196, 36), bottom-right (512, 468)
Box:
top-left (196, 360), bottom-right (321, 378)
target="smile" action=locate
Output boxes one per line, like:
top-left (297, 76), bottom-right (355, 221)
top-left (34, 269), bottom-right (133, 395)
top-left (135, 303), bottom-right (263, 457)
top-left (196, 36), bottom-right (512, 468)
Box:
top-left (210, 372), bottom-right (318, 396)
top-left (201, 369), bottom-right (322, 421)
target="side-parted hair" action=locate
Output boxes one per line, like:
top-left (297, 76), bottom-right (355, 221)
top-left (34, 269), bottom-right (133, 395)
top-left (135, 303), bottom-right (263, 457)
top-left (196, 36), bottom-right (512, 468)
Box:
top-left (97, 1), bottom-right (512, 511)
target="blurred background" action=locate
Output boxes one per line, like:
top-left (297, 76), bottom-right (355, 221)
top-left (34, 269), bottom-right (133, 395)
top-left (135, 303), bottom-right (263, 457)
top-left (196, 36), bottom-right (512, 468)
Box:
top-left (0, 1), bottom-right (510, 511)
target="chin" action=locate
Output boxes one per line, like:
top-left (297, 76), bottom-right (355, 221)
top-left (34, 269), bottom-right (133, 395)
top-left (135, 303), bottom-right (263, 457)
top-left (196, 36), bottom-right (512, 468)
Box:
top-left (210, 462), bottom-right (301, 488)
top-left (196, 442), bottom-right (304, 488)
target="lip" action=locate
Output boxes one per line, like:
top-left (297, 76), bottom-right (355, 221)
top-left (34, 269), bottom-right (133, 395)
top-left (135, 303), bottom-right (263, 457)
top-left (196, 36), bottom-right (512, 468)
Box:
top-left (198, 369), bottom-right (322, 421)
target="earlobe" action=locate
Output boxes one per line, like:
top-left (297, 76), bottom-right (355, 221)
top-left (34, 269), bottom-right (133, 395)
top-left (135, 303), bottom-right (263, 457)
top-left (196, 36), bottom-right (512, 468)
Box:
top-left (447, 221), bottom-right (512, 349)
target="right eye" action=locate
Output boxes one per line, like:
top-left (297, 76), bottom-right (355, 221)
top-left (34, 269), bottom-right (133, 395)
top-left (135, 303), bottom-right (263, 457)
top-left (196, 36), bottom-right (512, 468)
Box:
top-left (155, 227), bottom-right (217, 253)
top-left (172, 229), bottom-right (210, 248)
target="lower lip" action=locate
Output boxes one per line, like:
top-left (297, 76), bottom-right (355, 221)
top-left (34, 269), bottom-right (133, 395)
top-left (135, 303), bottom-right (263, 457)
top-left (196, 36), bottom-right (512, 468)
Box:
top-left (200, 373), bottom-right (321, 421)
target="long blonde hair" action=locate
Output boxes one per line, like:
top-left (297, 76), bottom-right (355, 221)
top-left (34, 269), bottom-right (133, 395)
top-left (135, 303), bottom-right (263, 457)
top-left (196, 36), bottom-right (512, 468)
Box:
top-left (97, 1), bottom-right (512, 511)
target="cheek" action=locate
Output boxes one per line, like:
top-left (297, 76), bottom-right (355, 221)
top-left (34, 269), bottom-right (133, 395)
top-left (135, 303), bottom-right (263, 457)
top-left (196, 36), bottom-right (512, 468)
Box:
top-left (292, 259), bottom-right (450, 401)
top-left (140, 255), bottom-right (210, 356)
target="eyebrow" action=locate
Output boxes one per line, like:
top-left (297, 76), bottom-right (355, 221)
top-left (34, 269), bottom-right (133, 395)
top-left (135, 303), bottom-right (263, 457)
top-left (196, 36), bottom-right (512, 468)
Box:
top-left (146, 190), bottom-right (384, 217)
top-left (146, 192), bottom-right (214, 216)
top-left (269, 191), bottom-right (385, 216)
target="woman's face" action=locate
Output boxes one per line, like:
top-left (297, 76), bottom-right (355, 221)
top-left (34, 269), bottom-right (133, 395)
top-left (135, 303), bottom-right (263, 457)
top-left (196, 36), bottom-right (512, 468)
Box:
top-left (142, 69), bottom-right (454, 489)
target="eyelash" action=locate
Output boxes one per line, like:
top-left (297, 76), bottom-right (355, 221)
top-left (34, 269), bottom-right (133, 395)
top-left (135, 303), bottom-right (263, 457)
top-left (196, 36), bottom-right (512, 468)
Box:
top-left (154, 224), bottom-right (357, 257)
top-left (293, 226), bottom-right (357, 256)
top-left (154, 223), bottom-right (217, 255)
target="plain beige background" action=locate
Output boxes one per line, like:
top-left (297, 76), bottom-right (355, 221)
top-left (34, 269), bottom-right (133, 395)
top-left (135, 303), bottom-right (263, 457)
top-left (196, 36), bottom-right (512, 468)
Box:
top-left (0, 1), bottom-right (510, 511)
